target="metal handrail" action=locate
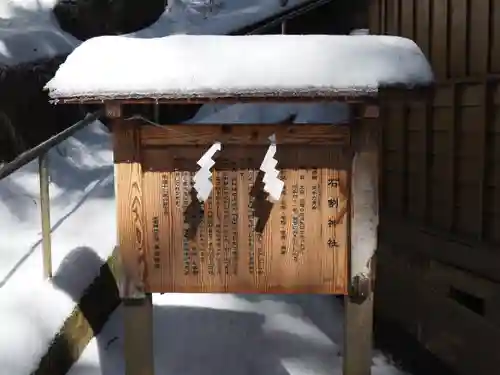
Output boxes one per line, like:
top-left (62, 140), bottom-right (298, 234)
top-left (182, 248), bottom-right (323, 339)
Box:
top-left (245, 0), bottom-right (334, 35)
top-left (0, 111), bottom-right (102, 279)
top-left (0, 111), bottom-right (102, 180)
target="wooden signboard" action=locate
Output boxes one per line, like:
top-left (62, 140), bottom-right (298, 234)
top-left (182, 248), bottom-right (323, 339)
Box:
top-left (114, 122), bottom-right (351, 295)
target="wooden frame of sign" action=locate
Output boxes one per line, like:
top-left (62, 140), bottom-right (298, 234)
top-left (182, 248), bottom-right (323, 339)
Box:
top-left (58, 94), bottom-right (381, 375)
top-left (115, 120), bottom-right (351, 295)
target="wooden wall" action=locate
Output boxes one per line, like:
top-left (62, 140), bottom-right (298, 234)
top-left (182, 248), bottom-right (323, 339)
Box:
top-left (380, 81), bottom-right (500, 246)
top-left (376, 80), bottom-right (500, 373)
top-left (369, 0), bottom-right (500, 80)
top-left (369, 0), bottom-right (500, 252)
top-left (371, 2), bottom-right (500, 373)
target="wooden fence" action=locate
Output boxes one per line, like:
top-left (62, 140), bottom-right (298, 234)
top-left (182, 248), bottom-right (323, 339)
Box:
top-left (369, 2), bottom-right (500, 374)
top-left (380, 80), bottom-right (500, 247)
top-left (369, 0), bottom-right (500, 80)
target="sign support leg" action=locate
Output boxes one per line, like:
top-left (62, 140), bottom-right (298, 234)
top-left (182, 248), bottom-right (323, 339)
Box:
top-left (124, 294), bottom-right (155, 375)
top-left (343, 113), bottom-right (379, 375)
top-left (108, 103), bottom-right (154, 375)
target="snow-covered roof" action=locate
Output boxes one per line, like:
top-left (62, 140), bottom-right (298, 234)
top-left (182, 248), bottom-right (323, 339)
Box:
top-left (45, 34), bottom-right (434, 102)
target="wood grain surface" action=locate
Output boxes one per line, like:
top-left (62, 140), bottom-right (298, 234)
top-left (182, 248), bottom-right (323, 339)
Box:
top-left (115, 124), bottom-right (351, 294)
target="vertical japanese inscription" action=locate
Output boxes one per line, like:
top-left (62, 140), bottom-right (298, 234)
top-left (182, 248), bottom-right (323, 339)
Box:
top-left (207, 194), bottom-right (215, 275)
top-left (198, 206), bottom-right (205, 264)
top-left (188, 172), bottom-right (199, 275)
top-left (247, 165), bottom-right (255, 274)
top-left (161, 174), bottom-right (169, 215)
top-left (279, 171), bottom-right (287, 255)
top-left (175, 171), bottom-right (181, 208)
top-left (215, 173), bottom-right (222, 274)
top-left (230, 161), bottom-right (238, 275)
top-left (197, 171), bottom-right (205, 265)
top-left (222, 169), bottom-right (230, 275)
top-left (152, 216), bottom-right (160, 269)
top-left (298, 172), bottom-right (306, 259)
top-left (311, 168), bottom-right (319, 210)
top-left (291, 182), bottom-right (299, 261)
top-left (182, 173), bottom-right (190, 275)
top-left (326, 176), bottom-right (340, 249)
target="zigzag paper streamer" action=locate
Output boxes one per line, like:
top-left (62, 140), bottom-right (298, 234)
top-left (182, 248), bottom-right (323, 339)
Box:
top-left (260, 134), bottom-right (284, 202)
top-left (193, 141), bottom-right (221, 202)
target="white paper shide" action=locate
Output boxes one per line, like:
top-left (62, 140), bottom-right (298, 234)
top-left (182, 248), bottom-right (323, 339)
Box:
top-left (193, 142), bottom-right (222, 202)
top-left (260, 134), bottom-right (284, 202)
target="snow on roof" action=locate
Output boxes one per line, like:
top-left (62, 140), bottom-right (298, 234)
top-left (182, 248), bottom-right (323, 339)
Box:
top-left (45, 34), bottom-right (434, 101)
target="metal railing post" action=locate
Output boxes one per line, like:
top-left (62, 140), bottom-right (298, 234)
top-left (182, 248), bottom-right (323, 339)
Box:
top-left (154, 103), bottom-right (160, 123)
top-left (38, 152), bottom-right (52, 279)
top-left (281, 20), bottom-right (286, 34)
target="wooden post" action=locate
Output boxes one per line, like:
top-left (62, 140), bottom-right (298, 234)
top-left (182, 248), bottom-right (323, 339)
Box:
top-left (343, 108), bottom-right (379, 375)
top-left (123, 294), bottom-right (155, 375)
top-left (108, 102), bottom-right (155, 375)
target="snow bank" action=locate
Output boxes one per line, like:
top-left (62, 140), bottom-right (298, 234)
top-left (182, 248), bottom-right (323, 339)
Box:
top-left (0, 0), bottom-right (314, 66)
top-left (0, 121), bottom-right (115, 285)
top-left (0, 121), bottom-right (116, 373)
top-left (0, 249), bottom-right (108, 375)
top-left (0, 0), bottom-right (78, 65)
top-left (45, 34), bottom-right (434, 100)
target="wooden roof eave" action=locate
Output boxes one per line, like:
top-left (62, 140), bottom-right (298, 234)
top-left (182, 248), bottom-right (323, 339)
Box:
top-left (49, 84), bottom-right (433, 107)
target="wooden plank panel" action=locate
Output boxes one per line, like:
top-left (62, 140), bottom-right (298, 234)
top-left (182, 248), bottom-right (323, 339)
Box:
top-left (140, 124), bottom-right (350, 146)
top-left (420, 269), bottom-right (500, 375)
top-left (113, 121), bottom-right (147, 298)
top-left (383, 103), bottom-right (406, 225)
top-left (400, 0), bottom-right (415, 39)
top-left (491, 0), bottom-right (500, 72)
top-left (415, 0), bottom-right (431, 59)
top-left (484, 213), bottom-right (500, 244)
top-left (386, 0), bottom-right (400, 35)
top-left (139, 139), bottom-right (349, 294)
top-left (369, 0), bottom-right (381, 33)
top-left (423, 96), bottom-right (433, 224)
top-left (449, 84), bottom-right (458, 232)
top-left (383, 151), bottom-right (404, 172)
top-left (485, 94), bottom-right (499, 246)
top-left (449, 0), bottom-right (468, 76)
top-left (455, 184), bottom-right (482, 236)
top-left (380, 214), bottom-right (500, 284)
top-left (431, 0), bottom-right (449, 79)
top-left (469, 0), bottom-right (491, 75)
top-left (478, 83), bottom-right (489, 240)
top-left (407, 104), bottom-right (427, 220)
top-left (383, 171), bottom-right (404, 213)
top-left (431, 85), bottom-right (456, 231)
top-left (457, 157), bottom-right (482, 184)
top-left (380, 0), bottom-right (387, 34)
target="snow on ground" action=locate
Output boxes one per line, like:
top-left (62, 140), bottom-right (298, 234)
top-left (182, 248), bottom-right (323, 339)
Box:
top-left (0, 120), bottom-right (116, 374)
top-left (0, 0), bottom-right (314, 66)
top-left (0, 0), bottom-right (77, 65)
top-left (69, 294), bottom-right (406, 375)
top-left (45, 34), bottom-right (434, 100)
